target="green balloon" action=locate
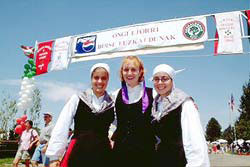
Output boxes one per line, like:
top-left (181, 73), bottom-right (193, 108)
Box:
top-left (31, 66), bottom-right (36, 72)
top-left (31, 71), bottom-right (36, 76)
top-left (24, 64), bottom-right (31, 70)
top-left (28, 59), bottom-right (34, 65)
top-left (24, 70), bottom-right (29, 74)
top-left (27, 72), bottom-right (33, 78)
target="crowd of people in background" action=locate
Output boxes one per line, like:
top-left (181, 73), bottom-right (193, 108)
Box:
top-left (13, 113), bottom-right (54, 167)
top-left (208, 141), bottom-right (250, 155)
top-left (13, 56), bottom-right (210, 167)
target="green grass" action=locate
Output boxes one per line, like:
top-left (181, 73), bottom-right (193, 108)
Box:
top-left (0, 157), bottom-right (14, 166)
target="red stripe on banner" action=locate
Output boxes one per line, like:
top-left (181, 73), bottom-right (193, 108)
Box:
top-left (214, 30), bottom-right (219, 56)
top-left (35, 41), bottom-right (54, 75)
top-left (245, 10), bottom-right (250, 27)
top-left (246, 10), bottom-right (250, 41)
top-left (213, 16), bottom-right (219, 56)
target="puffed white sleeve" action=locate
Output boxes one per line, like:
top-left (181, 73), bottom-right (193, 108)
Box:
top-left (108, 89), bottom-right (119, 139)
top-left (45, 94), bottom-right (79, 161)
top-left (181, 99), bottom-right (210, 167)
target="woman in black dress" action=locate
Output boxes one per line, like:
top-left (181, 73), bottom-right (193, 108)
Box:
top-left (111, 56), bottom-right (155, 167)
top-left (46, 63), bottom-right (115, 167)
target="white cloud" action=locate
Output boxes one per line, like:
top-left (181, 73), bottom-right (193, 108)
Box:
top-left (0, 79), bottom-right (86, 102)
top-left (38, 81), bottom-right (86, 102)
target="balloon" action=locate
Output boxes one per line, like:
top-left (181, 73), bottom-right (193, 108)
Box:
top-left (17, 103), bottom-right (24, 111)
top-left (16, 118), bottom-right (22, 125)
top-left (27, 72), bottom-right (33, 78)
top-left (28, 59), bottom-right (34, 65)
top-left (24, 69), bottom-right (29, 74)
top-left (24, 89), bottom-right (33, 96)
top-left (21, 115), bottom-right (27, 121)
top-left (24, 64), bottom-right (31, 70)
top-left (31, 66), bottom-right (36, 72)
top-left (21, 122), bottom-right (26, 131)
top-left (15, 125), bottom-right (23, 135)
top-left (31, 71), bottom-right (36, 76)
top-left (23, 77), bottom-right (29, 81)
top-left (21, 94), bottom-right (28, 99)
top-left (21, 80), bottom-right (29, 86)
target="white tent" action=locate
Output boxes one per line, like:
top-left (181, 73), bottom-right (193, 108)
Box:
top-left (211, 141), bottom-right (219, 144)
top-left (236, 139), bottom-right (244, 145)
top-left (245, 140), bottom-right (250, 143)
top-left (217, 139), bottom-right (228, 144)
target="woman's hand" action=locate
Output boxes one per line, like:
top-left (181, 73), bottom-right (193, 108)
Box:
top-left (41, 144), bottom-right (48, 154)
top-left (109, 139), bottom-right (115, 149)
top-left (50, 160), bottom-right (60, 167)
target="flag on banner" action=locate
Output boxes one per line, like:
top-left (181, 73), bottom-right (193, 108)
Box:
top-left (214, 11), bottom-right (243, 55)
top-left (21, 45), bottom-right (35, 58)
top-left (35, 41), bottom-right (54, 75)
top-left (229, 94), bottom-right (235, 111)
top-left (245, 10), bottom-right (250, 42)
top-left (49, 36), bottom-right (72, 72)
top-left (214, 29), bottom-right (219, 55)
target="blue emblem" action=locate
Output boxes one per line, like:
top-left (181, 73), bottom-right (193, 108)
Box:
top-left (75, 35), bottom-right (97, 54)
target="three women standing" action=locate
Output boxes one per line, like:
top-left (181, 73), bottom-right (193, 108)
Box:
top-left (46, 58), bottom-right (209, 167)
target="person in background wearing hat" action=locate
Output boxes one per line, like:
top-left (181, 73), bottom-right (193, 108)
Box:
top-left (31, 112), bottom-right (54, 167)
top-left (46, 63), bottom-right (115, 167)
top-left (111, 56), bottom-right (155, 167)
top-left (151, 64), bottom-right (210, 167)
top-left (13, 120), bottom-right (38, 167)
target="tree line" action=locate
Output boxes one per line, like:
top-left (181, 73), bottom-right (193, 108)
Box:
top-left (0, 88), bottom-right (41, 140)
top-left (206, 75), bottom-right (250, 143)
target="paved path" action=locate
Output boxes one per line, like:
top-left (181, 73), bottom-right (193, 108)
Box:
top-left (3, 154), bottom-right (250, 167)
top-left (209, 153), bottom-right (250, 167)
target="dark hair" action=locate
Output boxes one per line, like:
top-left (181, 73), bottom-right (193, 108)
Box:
top-left (25, 120), bottom-right (33, 127)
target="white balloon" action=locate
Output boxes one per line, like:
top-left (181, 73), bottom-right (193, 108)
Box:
top-left (18, 91), bottom-right (23, 96)
top-left (26, 97), bottom-right (32, 103)
top-left (26, 84), bottom-right (35, 90)
top-left (21, 94), bottom-right (28, 100)
top-left (24, 89), bottom-right (33, 96)
top-left (17, 102), bottom-right (22, 107)
top-left (21, 85), bottom-right (27, 91)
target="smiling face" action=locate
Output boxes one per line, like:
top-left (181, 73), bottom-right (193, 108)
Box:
top-left (91, 67), bottom-right (109, 97)
top-left (121, 60), bottom-right (141, 88)
top-left (153, 72), bottom-right (173, 97)
top-left (120, 56), bottom-right (144, 88)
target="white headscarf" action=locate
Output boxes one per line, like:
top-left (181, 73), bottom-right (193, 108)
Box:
top-left (90, 63), bottom-right (110, 77)
top-left (152, 64), bottom-right (185, 91)
top-left (152, 64), bottom-right (185, 80)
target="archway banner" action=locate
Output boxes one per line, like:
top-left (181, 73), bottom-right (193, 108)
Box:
top-left (71, 16), bottom-right (207, 62)
top-left (22, 10), bottom-right (249, 75)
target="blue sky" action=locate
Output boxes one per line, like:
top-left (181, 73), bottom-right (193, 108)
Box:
top-left (0, 0), bottom-right (249, 130)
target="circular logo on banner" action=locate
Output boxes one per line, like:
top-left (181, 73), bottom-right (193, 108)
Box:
top-left (183, 21), bottom-right (205, 40)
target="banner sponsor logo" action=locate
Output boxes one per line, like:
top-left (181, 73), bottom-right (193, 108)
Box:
top-left (183, 21), bottom-right (206, 40)
top-left (75, 35), bottom-right (96, 54)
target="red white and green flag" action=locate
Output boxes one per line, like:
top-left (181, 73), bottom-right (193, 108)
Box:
top-left (35, 40), bottom-right (54, 75)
